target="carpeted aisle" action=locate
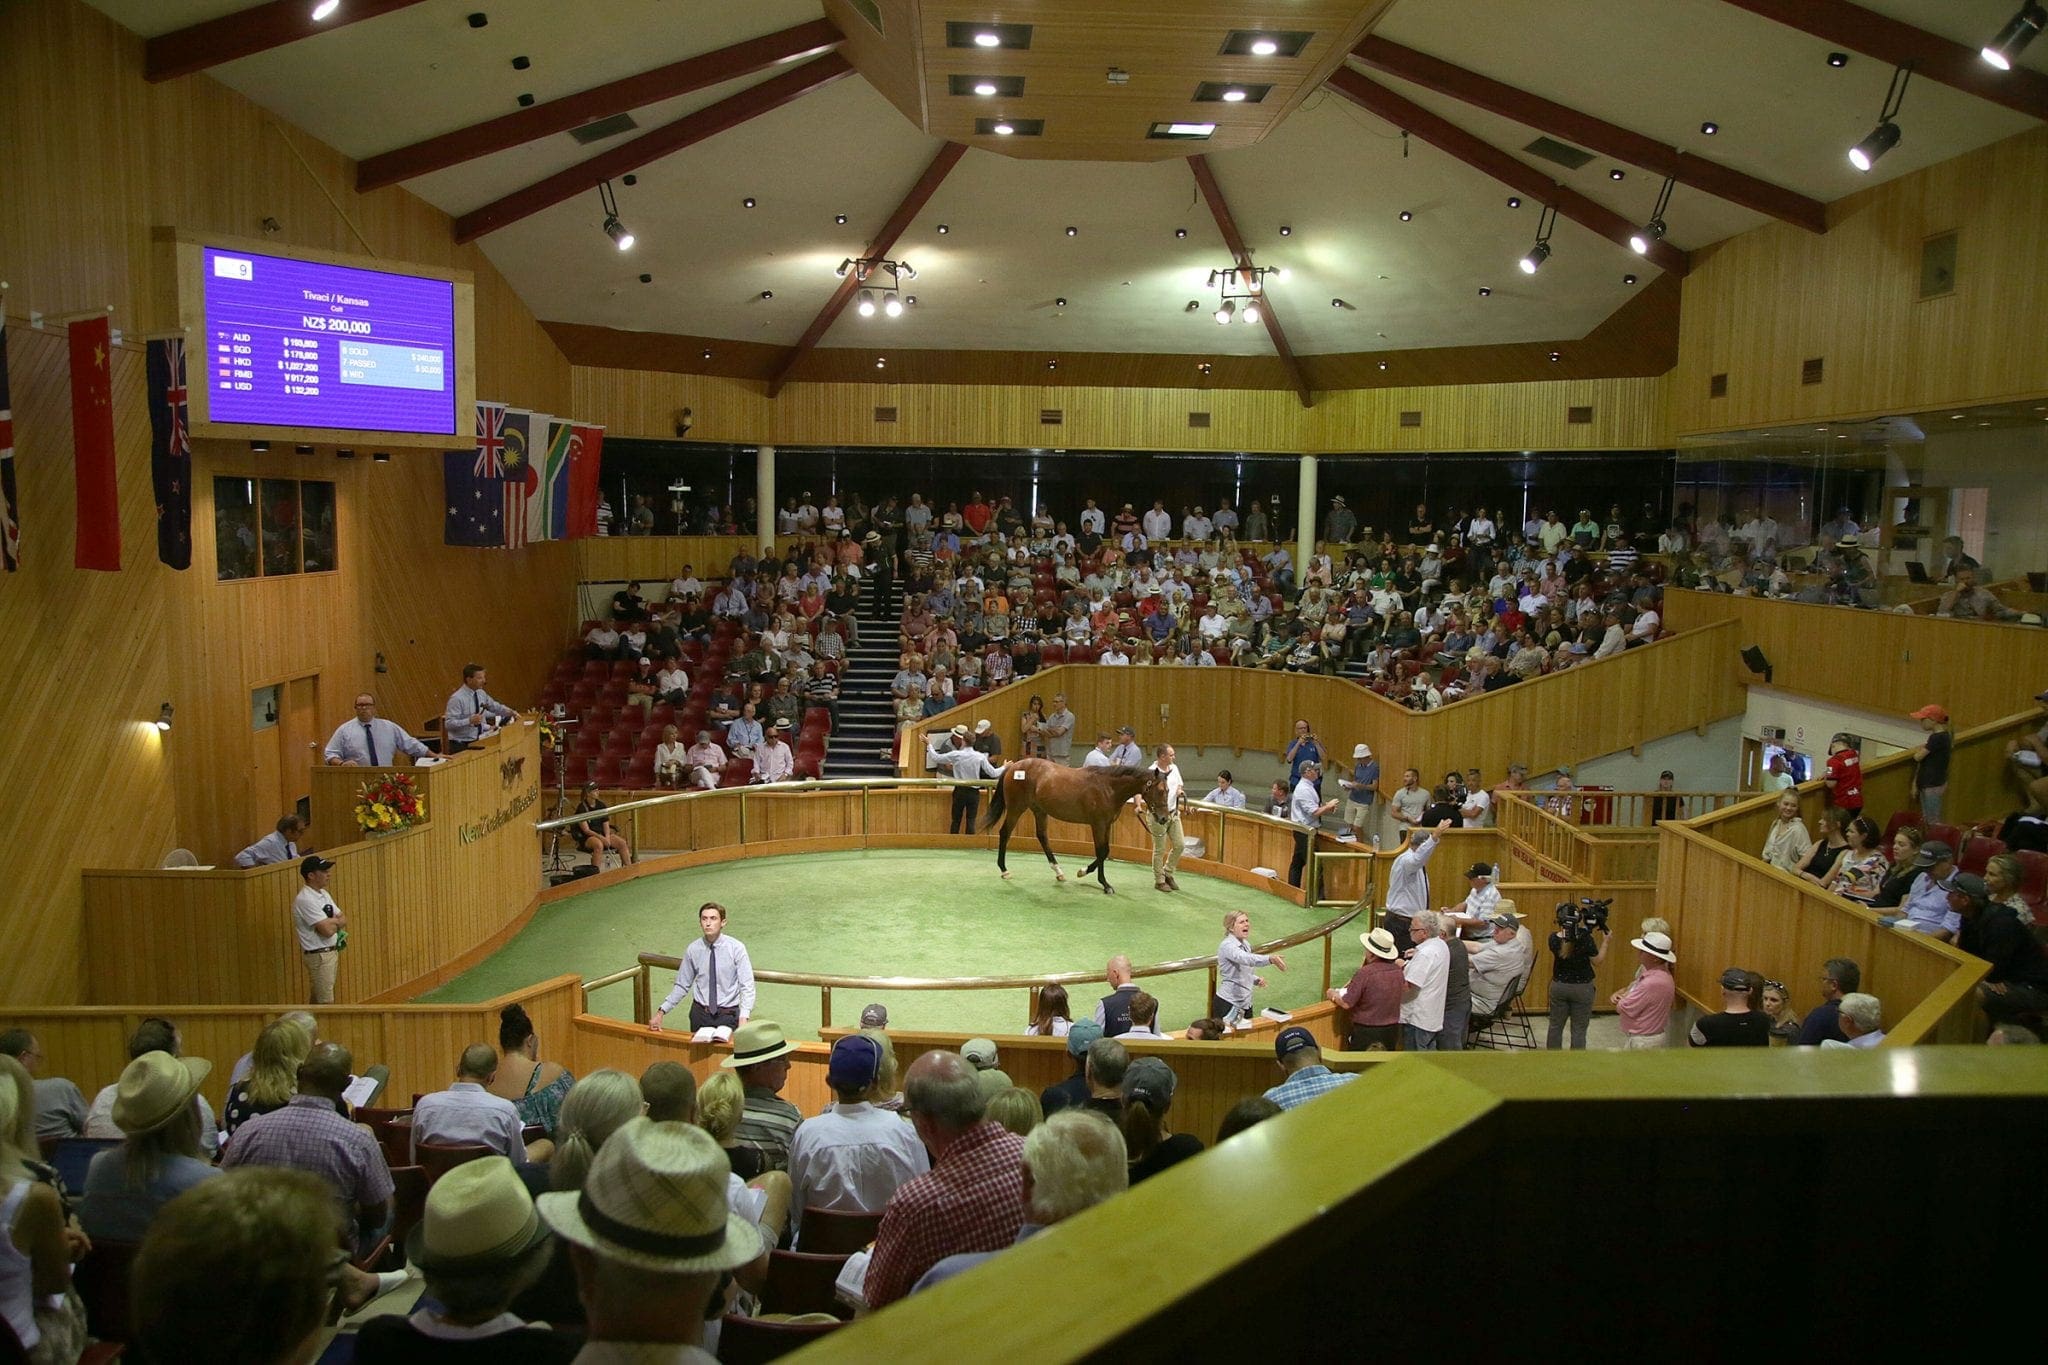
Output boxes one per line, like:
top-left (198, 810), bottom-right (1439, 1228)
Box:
top-left (419, 849), bottom-right (1337, 1039)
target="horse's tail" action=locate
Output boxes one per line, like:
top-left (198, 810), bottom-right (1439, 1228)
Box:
top-left (978, 764), bottom-right (1011, 831)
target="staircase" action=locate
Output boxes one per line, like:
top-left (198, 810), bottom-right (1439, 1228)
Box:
top-left (824, 578), bottom-right (907, 779)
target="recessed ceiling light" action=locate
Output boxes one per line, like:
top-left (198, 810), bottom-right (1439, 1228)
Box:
top-left (974, 81), bottom-right (997, 96)
top-left (1609, 168), bottom-right (1625, 180)
top-left (1046, 360), bottom-right (1057, 370)
top-left (1549, 351), bottom-right (1561, 361)
top-left (1150, 122), bottom-right (1217, 139)
top-left (1398, 210), bottom-right (1412, 222)
top-left (993, 122), bottom-right (1014, 135)
top-left (1507, 196), bottom-right (1521, 208)
top-left (742, 197), bottom-right (756, 208)
top-left (1221, 88), bottom-right (1248, 102)
top-left (1175, 227), bottom-right (1187, 238)
top-left (1279, 225), bottom-right (1292, 236)
top-left (516, 92), bottom-right (534, 107)
top-left (936, 224), bottom-right (950, 234)
top-left (974, 31), bottom-right (1001, 47)
top-left (638, 273), bottom-right (652, 284)
top-left (1951, 412), bottom-right (1965, 419)
top-left (1055, 297), bottom-right (1067, 306)
top-left (1251, 38), bottom-right (1279, 56)
top-left (510, 53), bottom-right (529, 70)
top-left (1623, 273), bottom-right (1638, 285)
top-left (1065, 226), bottom-right (1077, 236)
top-left (904, 296), bottom-right (916, 306)
top-left (702, 349), bottom-right (712, 359)
top-left (1198, 362), bottom-right (1212, 374)
top-left (1377, 360), bottom-right (1389, 370)
top-left (1700, 121), bottom-right (1719, 135)
top-left (760, 290), bottom-right (773, 300)
top-left (835, 213), bottom-right (847, 224)
top-left (1478, 286), bottom-right (1491, 296)
top-left (1827, 51), bottom-right (1850, 67)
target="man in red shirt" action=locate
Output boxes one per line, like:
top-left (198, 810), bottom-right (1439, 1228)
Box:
top-left (1823, 734), bottom-right (1864, 814)
top-left (1327, 926), bottom-right (1406, 1051)
top-left (961, 492), bottom-right (993, 538)
top-left (863, 1051), bottom-right (1025, 1309)
top-left (1611, 931), bottom-right (1678, 1048)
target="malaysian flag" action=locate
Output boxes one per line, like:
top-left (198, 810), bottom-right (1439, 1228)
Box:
top-left (0, 318), bottom-right (15, 571)
top-left (148, 337), bottom-right (193, 569)
top-left (503, 407), bottom-right (536, 549)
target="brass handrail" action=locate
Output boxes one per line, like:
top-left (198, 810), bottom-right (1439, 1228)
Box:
top-left (533, 775), bottom-right (992, 831)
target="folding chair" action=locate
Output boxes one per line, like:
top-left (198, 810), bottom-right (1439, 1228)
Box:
top-left (1466, 975), bottom-right (1538, 1051)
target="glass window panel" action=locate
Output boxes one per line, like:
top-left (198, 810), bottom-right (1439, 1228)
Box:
top-left (260, 478), bottom-right (301, 576)
top-left (213, 477), bottom-right (259, 581)
top-left (300, 480), bottom-right (336, 573)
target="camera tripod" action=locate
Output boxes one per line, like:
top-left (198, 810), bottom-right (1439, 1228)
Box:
top-left (542, 717), bottom-right (582, 876)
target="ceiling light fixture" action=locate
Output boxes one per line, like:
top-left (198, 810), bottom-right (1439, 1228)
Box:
top-left (1849, 63), bottom-right (1913, 171)
top-left (1478, 286), bottom-right (1491, 297)
top-left (1631, 176), bottom-right (1675, 255)
top-left (840, 257), bottom-right (918, 317)
top-left (992, 122), bottom-right (1015, 135)
top-left (1214, 300), bottom-right (1236, 325)
top-left (373, 451), bottom-right (390, 463)
top-left (742, 197), bottom-right (755, 208)
top-left (1250, 38), bottom-right (1279, 56)
top-left (1700, 120), bottom-right (1719, 135)
top-left (1982, 4), bottom-right (2045, 68)
top-left (1175, 227), bottom-right (1187, 238)
top-left (937, 224), bottom-right (950, 234)
top-left (857, 290), bottom-right (878, 317)
top-left (1506, 196), bottom-right (1521, 209)
top-left (973, 81), bottom-right (998, 96)
top-left (1609, 168), bottom-right (1626, 180)
top-left (760, 290), bottom-right (773, 300)
top-left (597, 179), bottom-right (633, 250)
top-left (1827, 51), bottom-right (1849, 67)
top-left (1065, 226), bottom-right (1077, 236)
top-left (1518, 204), bottom-right (1557, 274)
top-left (974, 31), bottom-right (1001, 47)
top-left (1378, 360), bottom-right (1389, 370)
top-left (1221, 88), bottom-right (1248, 102)
top-left (1624, 273), bottom-right (1639, 285)
top-left (1054, 297), bottom-right (1067, 307)
top-left (156, 702), bottom-right (174, 732)
top-left (1398, 210), bottom-right (1412, 222)
top-left (835, 213), bottom-right (848, 225)
top-left (311, 0), bottom-right (341, 19)
top-left (1278, 225), bottom-right (1292, 236)
top-left (884, 295), bottom-right (904, 317)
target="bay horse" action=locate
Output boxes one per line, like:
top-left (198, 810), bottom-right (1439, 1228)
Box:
top-left (978, 758), bottom-right (1166, 894)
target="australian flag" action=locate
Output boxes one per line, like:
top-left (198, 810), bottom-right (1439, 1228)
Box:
top-left (147, 338), bottom-right (193, 570)
top-left (444, 400), bottom-right (514, 547)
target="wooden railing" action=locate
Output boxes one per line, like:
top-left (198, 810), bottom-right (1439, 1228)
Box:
top-left (1494, 792), bottom-right (1662, 885)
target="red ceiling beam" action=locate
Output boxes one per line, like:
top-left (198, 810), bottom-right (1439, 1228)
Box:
top-left (1352, 37), bottom-right (1827, 234)
top-left (766, 141), bottom-right (969, 398)
top-left (1188, 155), bottom-right (1315, 409)
top-left (145, 0), bottom-right (431, 82)
top-left (1325, 67), bottom-right (1691, 278)
top-left (452, 54), bottom-right (854, 243)
top-left (357, 20), bottom-right (843, 191)
top-left (1717, 0), bottom-right (2048, 123)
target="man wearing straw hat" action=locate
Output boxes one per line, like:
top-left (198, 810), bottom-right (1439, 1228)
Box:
top-left (928, 722), bottom-right (1005, 834)
top-left (356, 1154), bottom-right (572, 1360)
top-left (1327, 927), bottom-right (1404, 1051)
top-left (1612, 931), bottom-right (1679, 1048)
top-left (538, 1118), bottom-right (765, 1362)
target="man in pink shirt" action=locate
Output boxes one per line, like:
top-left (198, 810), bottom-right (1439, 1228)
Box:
top-left (1612, 931), bottom-right (1677, 1049)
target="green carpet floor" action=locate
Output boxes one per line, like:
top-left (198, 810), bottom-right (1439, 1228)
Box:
top-left (419, 849), bottom-right (1335, 1039)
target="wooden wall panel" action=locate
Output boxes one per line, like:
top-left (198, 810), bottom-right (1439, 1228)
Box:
top-left (569, 367), bottom-right (1674, 454)
top-left (1663, 588), bottom-right (2048, 729)
top-left (1672, 126), bottom-right (2048, 435)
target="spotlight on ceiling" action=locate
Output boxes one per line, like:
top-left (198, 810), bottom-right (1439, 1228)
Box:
top-left (1398, 210), bottom-right (1412, 222)
top-left (1700, 120), bottom-right (1719, 135)
top-left (311, 0), bottom-right (341, 19)
top-left (974, 81), bottom-right (998, 96)
top-left (1631, 177), bottom-right (1675, 255)
top-left (1221, 88), bottom-right (1248, 102)
top-left (937, 224), bottom-right (950, 234)
top-left (1623, 273), bottom-right (1639, 285)
top-left (1827, 51), bottom-right (1849, 67)
top-left (156, 702), bottom-right (174, 732)
top-left (1214, 300), bottom-right (1236, 325)
top-left (1064, 226), bottom-right (1078, 236)
top-left (1609, 168), bottom-right (1625, 180)
top-left (1278, 225), bottom-right (1292, 236)
top-left (1175, 227), bottom-right (1187, 238)
top-left (973, 31), bottom-right (1000, 47)
top-left (1250, 38), bottom-right (1279, 56)
top-left (835, 213), bottom-right (848, 225)
top-left (604, 217), bottom-right (633, 250)
top-left (1849, 64), bottom-right (1913, 171)
top-left (1377, 360), bottom-right (1389, 370)
top-left (1518, 205), bottom-right (1557, 274)
top-left (742, 197), bottom-right (756, 208)
top-left (598, 179), bottom-right (633, 250)
top-left (1478, 287), bottom-right (1491, 297)
top-left (992, 122), bottom-right (1015, 135)
top-left (884, 295), bottom-right (904, 317)
top-left (1242, 300), bottom-right (1261, 325)
top-left (1054, 297), bottom-right (1066, 307)
top-left (1982, 4), bottom-right (2045, 68)
top-left (1506, 196), bottom-right (1521, 209)
top-left (760, 290), bottom-right (774, 300)
top-left (857, 289), bottom-right (878, 317)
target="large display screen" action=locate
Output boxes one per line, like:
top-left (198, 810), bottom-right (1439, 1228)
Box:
top-left (201, 246), bottom-right (457, 435)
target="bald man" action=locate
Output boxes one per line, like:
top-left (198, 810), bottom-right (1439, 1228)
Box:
top-left (1092, 955), bottom-right (1141, 1037)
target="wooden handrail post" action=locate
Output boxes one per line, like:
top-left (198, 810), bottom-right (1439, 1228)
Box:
top-left (633, 962), bottom-right (650, 1024)
top-left (821, 984), bottom-right (831, 1031)
top-left (1323, 931), bottom-right (1334, 995)
top-left (1207, 964), bottom-right (1218, 1005)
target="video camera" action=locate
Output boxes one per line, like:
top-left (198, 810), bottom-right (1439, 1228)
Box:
top-left (1555, 896), bottom-right (1613, 937)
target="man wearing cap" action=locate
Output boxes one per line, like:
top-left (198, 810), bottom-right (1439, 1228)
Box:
top-left (1445, 861), bottom-right (1502, 932)
top-left (651, 902), bottom-right (756, 1033)
top-left (928, 723), bottom-right (1004, 834)
top-left (1382, 818), bottom-right (1452, 955)
top-left (537, 1118), bottom-right (764, 1362)
top-left (787, 1035), bottom-right (930, 1246)
top-left (357, 1154), bottom-right (571, 1360)
top-left (1610, 933), bottom-right (1678, 1048)
top-left (1910, 704), bottom-right (1952, 821)
top-left (1141, 743), bottom-right (1187, 893)
top-left (1263, 1027), bottom-right (1357, 1109)
top-left (750, 718), bottom-right (795, 783)
top-left (322, 693), bottom-right (430, 766)
top-left (1689, 969), bottom-right (1772, 1046)
top-left (1465, 912), bottom-right (1534, 1020)
top-left (859, 1002), bottom-right (890, 1030)
top-left (414, 1045), bottom-right (531, 1163)
top-left (1882, 840), bottom-right (1962, 941)
top-left (443, 662), bottom-right (519, 753)
top-left (1040, 1021), bottom-right (1103, 1116)
top-left (1107, 725), bottom-right (1143, 768)
top-left (722, 1020), bottom-right (802, 1173)
top-left (1952, 872), bottom-right (2048, 1027)
top-left (1400, 911), bottom-right (1453, 1051)
top-left (221, 1042), bottom-right (392, 1255)
top-left (80, 1050), bottom-right (220, 1241)
top-left (1215, 911), bottom-right (1286, 1027)
top-left (865, 1051), bottom-right (1028, 1309)
top-left (1340, 743), bottom-right (1380, 843)
top-left (1328, 928), bottom-right (1405, 1051)
top-left (293, 854), bottom-right (347, 1005)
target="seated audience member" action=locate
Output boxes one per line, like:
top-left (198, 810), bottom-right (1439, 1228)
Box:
top-left (1869, 827), bottom-right (1924, 908)
top-left (1328, 927), bottom-right (1405, 1051)
top-left (87, 1016), bottom-right (223, 1154)
top-left (0, 1070), bottom-right (86, 1362)
top-left (985, 1088), bottom-right (1043, 1137)
top-left (1040, 1021), bottom-right (1102, 1116)
top-left (639, 1060), bottom-right (696, 1124)
top-left (0, 1031), bottom-right (85, 1143)
top-left (1203, 769), bottom-right (1248, 809)
top-left (413, 1045), bottom-right (530, 1163)
top-left (1795, 958), bottom-right (1859, 1046)
top-left (355, 1155), bottom-right (575, 1364)
top-left (959, 1037), bottom-right (1012, 1098)
top-left (912, 1108), bottom-right (1127, 1295)
top-left (1759, 792), bottom-right (1811, 873)
top-left (697, 1070), bottom-right (770, 1184)
top-left (572, 781), bottom-right (635, 869)
top-left (684, 729), bottom-right (727, 790)
top-left (1688, 968), bottom-right (1772, 1047)
top-left (583, 620), bottom-right (621, 659)
top-left (1217, 1097), bottom-right (1284, 1145)
top-left (722, 1020), bottom-right (801, 1173)
top-left (490, 1003), bottom-right (575, 1141)
top-left (1263, 1027), bottom-right (1357, 1110)
top-left (1119, 1057), bottom-right (1203, 1183)
top-left (534, 1121), bottom-right (765, 1363)
top-left (81, 1051), bottom-right (219, 1241)
top-left (1467, 913), bottom-right (1535, 1019)
top-left (1988, 1024), bottom-right (2040, 1046)
top-left (1118, 991), bottom-right (1170, 1041)
top-left (788, 1034), bottom-right (930, 1245)
top-left (865, 1052), bottom-right (1029, 1309)
top-left (1880, 840), bottom-right (1961, 941)
top-left (221, 1016), bottom-right (314, 1139)
top-left (221, 1042), bottom-right (391, 1257)
top-left (1761, 980), bottom-right (1803, 1044)
top-left (227, 1010), bottom-right (317, 1089)
top-left (1081, 1038), bottom-right (1129, 1119)
top-left (1825, 992), bottom-right (1888, 1049)
top-left (235, 813), bottom-right (307, 868)
top-left (1951, 871), bottom-right (2048, 1025)
top-left (1184, 1017), bottom-right (1228, 1040)
top-left (1026, 984), bottom-right (1072, 1037)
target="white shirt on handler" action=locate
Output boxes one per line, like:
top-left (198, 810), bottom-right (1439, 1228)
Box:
top-left (293, 886), bottom-right (339, 951)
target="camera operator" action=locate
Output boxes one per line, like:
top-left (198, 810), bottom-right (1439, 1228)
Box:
top-left (1545, 901), bottom-right (1609, 1050)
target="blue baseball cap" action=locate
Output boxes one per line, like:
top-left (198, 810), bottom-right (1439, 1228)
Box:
top-left (826, 1034), bottom-right (881, 1091)
top-left (1274, 1026), bottom-right (1318, 1060)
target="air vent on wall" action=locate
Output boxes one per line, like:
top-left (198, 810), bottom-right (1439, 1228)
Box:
top-left (1801, 357), bottom-right (1825, 386)
top-left (1567, 405), bottom-right (1594, 425)
top-left (1040, 409), bottom-right (1063, 426)
top-left (1710, 373), bottom-right (1729, 398)
top-left (1188, 412), bottom-right (1211, 429)
top-left (1920, 230), bottom-right (1957, 299)
top-left (1398, 410), bottom-right (1422, 428)
top-left (1523, 135), bottom-right (1594, 170)
top-left (571, 113), bottom-right (639, 145)
top-left (873, 406), bottom-right (898, 423)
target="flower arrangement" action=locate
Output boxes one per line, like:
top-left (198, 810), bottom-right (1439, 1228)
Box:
top-left (356, 771), bottom-right (425, 833)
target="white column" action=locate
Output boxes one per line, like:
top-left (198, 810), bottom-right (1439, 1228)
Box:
top-left (1295, 454), bottom-right (1317, 574)
top-left (755, 444), bottom-right (776, 556)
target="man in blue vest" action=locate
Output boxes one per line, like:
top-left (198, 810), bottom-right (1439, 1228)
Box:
top-left (1092, 955), bottom-right (1139, 1036)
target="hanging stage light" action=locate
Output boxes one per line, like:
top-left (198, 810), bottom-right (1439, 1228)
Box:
top-left (1849, 64), bottom-right (1913, 171)
top-left (1631, 177), bottom-right (1675, 256)
top-left (1982, 4), bottom-right (2046, 69)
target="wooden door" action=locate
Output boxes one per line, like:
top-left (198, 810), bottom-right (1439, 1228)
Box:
top-left (281, 676), bottom-right (320, 822)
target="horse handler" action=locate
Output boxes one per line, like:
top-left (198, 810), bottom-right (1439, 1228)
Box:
top-left (929, 723), bottom-right (1005, 833)
top-left (1141, 743), bottom-right (1186, 893)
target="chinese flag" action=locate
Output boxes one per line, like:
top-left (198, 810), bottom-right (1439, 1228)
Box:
top-left (69, 317), bottom-right (120, 571)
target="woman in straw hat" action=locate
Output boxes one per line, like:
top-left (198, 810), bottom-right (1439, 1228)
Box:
top-left (79, 1050), bottom-right (217, 1242)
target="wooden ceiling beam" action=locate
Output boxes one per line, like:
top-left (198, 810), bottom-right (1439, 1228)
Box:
top-left (1717, 0), bottom-right (2048, 123)
top-left (1188, 155), bottom-right (1315, 409)
top-left (357, 19), bottom-right (843, 191)
top-left (1324, 67), bottom-right (1691, 278)
top-left (1351, 36), bottom-right (1827, 234)
top-left (146, 0), bottom-right (432, 82)
top-left (452, 54), bottom-right (854, 244)
top-left (767, 141), bottom-right (968, 398)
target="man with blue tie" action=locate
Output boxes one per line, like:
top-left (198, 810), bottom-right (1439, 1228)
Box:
top-left (322, 694), bottom-right (430, 767)
top-left (648, 902), bottom-right (756, 1033)
top-left (442, 663), bottom-right (518, 753)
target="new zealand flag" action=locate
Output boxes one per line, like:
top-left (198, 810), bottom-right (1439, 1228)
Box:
top-left (147, 338), bottom-right (193, 570)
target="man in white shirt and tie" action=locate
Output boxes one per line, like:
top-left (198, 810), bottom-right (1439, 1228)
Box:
top-left (235, 814), bottom-right (306, 868)
top-left (1287, 762), bottom-right (1339, 890)
top-left (649, 902), bottom-right (757, 1033)
top-left (442, 663), bottom-right (518, 753)
top-left (1141, 744), bottom-right (1186, 893)
top-left (411, 1044), bottom-right (529, 1162)
top-left (786, 1035), bottom-right (930, 1245)
top-left (323, 694), bottom-right (430, 766)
